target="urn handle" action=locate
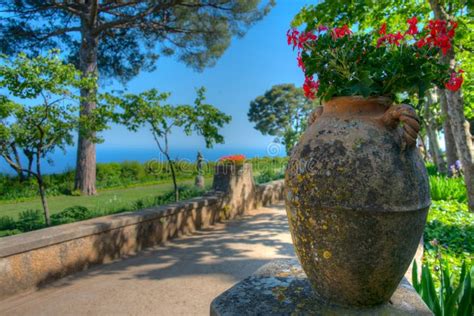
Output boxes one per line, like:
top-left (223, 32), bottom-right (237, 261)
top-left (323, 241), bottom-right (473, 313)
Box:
top-left (381, 104), bottom-right (420, 149)
top-left (308, 106), bottom-right (324, 126)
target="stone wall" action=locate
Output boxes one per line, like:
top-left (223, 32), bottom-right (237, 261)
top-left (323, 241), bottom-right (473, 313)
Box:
top-left (0, 165), bottom-right (285, 300)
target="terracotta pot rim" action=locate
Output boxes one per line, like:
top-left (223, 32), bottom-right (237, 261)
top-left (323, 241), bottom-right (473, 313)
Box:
top-left (323, 96), bottom-right (393, 107)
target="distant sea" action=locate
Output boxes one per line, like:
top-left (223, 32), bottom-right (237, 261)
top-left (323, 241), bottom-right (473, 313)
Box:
top-left (0, 145), bottom-right (286, 175)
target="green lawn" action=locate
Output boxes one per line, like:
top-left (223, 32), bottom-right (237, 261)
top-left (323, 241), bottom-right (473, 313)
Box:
top-left (0, 177), bottom-right (213, 219)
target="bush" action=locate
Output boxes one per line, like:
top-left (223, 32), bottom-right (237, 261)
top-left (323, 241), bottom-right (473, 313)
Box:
top-left (0, 216), bottom-right (16, 230)
top-left (424, 200), bottom-right (473, 288)
top-left (51, 206), bottom-right (92, 225)
top-left (430, 176), bottom-right (467, 203)
top-left (120, 161), bottom-right (145, 183)
top-left (17, 209), bottom-right (45, 232)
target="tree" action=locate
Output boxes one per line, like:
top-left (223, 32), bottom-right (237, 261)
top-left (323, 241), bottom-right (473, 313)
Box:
top-left (0, 98), bottom-right (29, 181)
top-left (0, 52), bottom-right (96, 225)
top-left (291, 0), bottom-right (474, 211)
top-left (0, 0), bottom-right (275, 196)
top-left (248, 84), bottom-right (316, 154)
top-left (105, 87), bottom-right (231, 201)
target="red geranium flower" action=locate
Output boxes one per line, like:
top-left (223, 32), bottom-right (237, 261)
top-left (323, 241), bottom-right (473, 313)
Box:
top-left (297, 52), bottom-right (305, 70)
top-left (303, 76), bottom-right (319, 99)
top-left (406, 16), bottom-right (418, 35)
top-left (331, 25), bottom-right (352, 39)
top-left (419, 19), bottom-right (457, 55)
top-left (287, 28), bottom-right (300, 50)
top-left (286, 29), bottom-right (317, 50)
top-left (379, 23), bottom-right (387, 35)
top-left (445, 69), bottom-right (464, 91)
top-left (318, 25), bottom-right (329, 32)
top-left (377, 32), bottom-right (404, 47)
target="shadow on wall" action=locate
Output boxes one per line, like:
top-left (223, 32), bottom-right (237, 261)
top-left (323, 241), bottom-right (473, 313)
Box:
top-left (36, 204), bottom-right (294, 292)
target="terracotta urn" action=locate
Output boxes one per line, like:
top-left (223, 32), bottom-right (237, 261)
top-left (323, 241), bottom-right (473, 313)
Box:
top-left (285, 96), bottom-right (430, 307)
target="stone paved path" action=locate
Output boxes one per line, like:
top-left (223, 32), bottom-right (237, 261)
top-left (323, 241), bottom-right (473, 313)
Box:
top-left (0, 203), bottom-right (294, 316)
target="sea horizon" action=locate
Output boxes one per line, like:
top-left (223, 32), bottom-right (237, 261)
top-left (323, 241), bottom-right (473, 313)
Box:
top-left (0, 144), bottom-right (287, 175)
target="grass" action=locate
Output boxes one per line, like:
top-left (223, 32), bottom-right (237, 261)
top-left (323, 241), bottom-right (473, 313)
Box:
top-left (0, 176), bottom-right (213, 219)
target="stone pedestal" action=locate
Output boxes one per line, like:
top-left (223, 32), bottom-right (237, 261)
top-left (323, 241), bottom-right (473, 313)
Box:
top-left (212, 163), bottom-right (256, 218)
top-left (210, 259), bottom-right (433, 316)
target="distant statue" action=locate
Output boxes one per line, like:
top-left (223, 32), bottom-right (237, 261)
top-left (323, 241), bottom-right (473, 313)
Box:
top-left (195, 151), bottom-right (205, 189)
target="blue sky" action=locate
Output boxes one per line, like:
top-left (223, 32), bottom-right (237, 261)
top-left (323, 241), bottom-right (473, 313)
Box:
top-left (100, 1), bottom-right (314, 153)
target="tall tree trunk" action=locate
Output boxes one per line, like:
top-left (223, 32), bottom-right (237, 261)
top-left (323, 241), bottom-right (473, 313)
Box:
top-left (36, 152), bottom-right (50, 226)
top-left (445, 89), bottom-right (474, 211)
top-left (425, 90), bottom-right (447, 174)
top-left (438, 88), bottom-right (458, 172)
top-left (429, 0), bottom-right (474, 211)
top-left (74, 18), bottom-right (98, 195)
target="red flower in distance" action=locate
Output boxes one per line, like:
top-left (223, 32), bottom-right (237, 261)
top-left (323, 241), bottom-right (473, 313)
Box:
top-left (332, 25), bottom-right (352, 39)
top-left (445, 70), bottom-right (464, 91)
top-left (219, 154), bottom-right (246, 163)
top-left (379, 23), bottom-right (387, 35)
top-left (303, 76), bottom-right (319, 99)
top-left (406, 16), bottom-right (418, 35)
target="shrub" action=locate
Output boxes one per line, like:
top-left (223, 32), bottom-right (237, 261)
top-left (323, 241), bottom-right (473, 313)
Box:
top-left (120, 161), bottom-right (145, 183)
top-left (424, 200), bottom-right (473, 297)
top-left (430, 176), bottom-right (467, 203)
top-left (17, 209), bottom-right (45, 232)
top-left (51, 206), bottom-right (92, 225)
top-left (0, 216), bottom-right (16, 230)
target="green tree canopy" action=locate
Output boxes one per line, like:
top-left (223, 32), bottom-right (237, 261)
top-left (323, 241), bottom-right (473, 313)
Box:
top-left (104, 87), bottom-right (231, 201)
top-left (0, 0), bottom-right (274, 195)
top-left (0, 1), bottom-right (275, 80)
top-left (248, 84), bottom-right (316, 154)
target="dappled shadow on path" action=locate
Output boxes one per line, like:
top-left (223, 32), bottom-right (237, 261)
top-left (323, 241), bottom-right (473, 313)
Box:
top-left (39, 203), bottom-right (294, 290)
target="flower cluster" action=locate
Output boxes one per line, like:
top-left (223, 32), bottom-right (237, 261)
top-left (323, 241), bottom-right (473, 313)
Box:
top-left (445, 69), bottom-right (464, 91)
top-left (287, 16), bottom-right (464, 101)
top-left (219, 154), bottom-right (246, 164)
top-left (331, 25), bottom-right (352, 39)
top-left (416, 20), bottom-right (457, 55)
top-left (287, 29), bottom-right (317, 50)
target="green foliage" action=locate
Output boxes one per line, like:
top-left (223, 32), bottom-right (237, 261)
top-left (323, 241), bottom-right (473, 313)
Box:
top-left (0, 51), bottom-right (101, 225)
top-left (291, 0), bottom-right (473, 119)
top-left (427, 163), bottom-right (441, 176)
top-left (0, 216), bottom-right (16, 230)
top-left (16, 209), bottom-right (45, 231)
top-left (104, 87), bottom-right (231, 201)
top-left (0, 186), bottom-right (206, 236)
top-left (297, 29), bottom-right (449, 101)
top-left (0, 1), bottom-right (274, 80)
top-left (412, 260), bottom-right (473, 316)
top-left (248, 84), bottom-right (316, 153)
top-left (430, 176), bottom-right (467, 203)
top-left (255, 168), bottom-right (284, 184)
top-left (51, 206), bottom-right (92, 225)
top-left (424, 201), bottom-right (473, 273)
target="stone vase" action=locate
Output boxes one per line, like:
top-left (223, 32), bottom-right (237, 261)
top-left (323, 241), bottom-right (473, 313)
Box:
top-left (285, 96), bottom-right (430, 307)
